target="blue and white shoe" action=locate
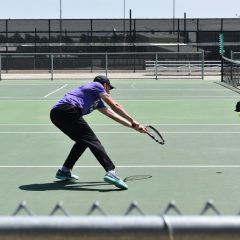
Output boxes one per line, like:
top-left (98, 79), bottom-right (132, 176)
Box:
top-left (55, 169), bottom-right (79, 182)
top-left (104, 171), bottom-right (128, 190)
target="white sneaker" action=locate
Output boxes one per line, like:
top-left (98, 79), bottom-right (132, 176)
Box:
top-left (104, 171), bottom-right (128, 190)
top-left (55, 169), bottom-right (79, 182)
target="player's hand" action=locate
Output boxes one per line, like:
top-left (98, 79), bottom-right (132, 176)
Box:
top-left (136, 125), bottom-right (147, 133)
top-left (131, 121), bottom-right (147, 133)
top-left (131, 120), bottom-right (140, 130)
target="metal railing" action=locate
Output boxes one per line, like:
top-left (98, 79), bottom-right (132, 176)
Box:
top-left (1, 200), bottom-right (240, 240)
top-left (0, 52), bottom-right (209, 80)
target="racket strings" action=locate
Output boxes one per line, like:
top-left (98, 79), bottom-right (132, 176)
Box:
top-left (146, 126), bottom-right (165, 144)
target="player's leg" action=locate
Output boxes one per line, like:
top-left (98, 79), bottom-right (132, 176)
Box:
top-left (69, 118), bottom-right (127, 190)
top-left (50, 106), bottom-right (128, 188)
top-left (74, 119), bottom-right (116, 172)
top-left (50, 106), bottom-right (84, 181)
top-left (63, 142), bottom-right (87, 170)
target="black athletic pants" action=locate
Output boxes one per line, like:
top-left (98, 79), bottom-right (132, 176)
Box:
top-left (50, 104), bottom-right (115, 172)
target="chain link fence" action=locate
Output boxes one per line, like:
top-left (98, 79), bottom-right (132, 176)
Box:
top-left (0, 18), bottom-right (240, 59)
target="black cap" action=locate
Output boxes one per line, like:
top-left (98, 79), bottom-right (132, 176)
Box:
top-left (93, 75), bottom-right (115, 90)
top-left (235, 101), bottom-right (240, 112)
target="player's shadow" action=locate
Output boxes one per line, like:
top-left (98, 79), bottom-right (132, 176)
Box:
top-left (19, 181), bottom-right (123, 192)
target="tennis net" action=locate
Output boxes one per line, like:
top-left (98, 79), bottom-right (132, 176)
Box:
top-left (222, 56), bottom-right (240, 87)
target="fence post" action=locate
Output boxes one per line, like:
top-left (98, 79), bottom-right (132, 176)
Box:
top-left (51, 54), bottom-right (54, 80)
top-left (201, 51), bottom-right (204, 80)
top-left (105, 52), bottom-right (108, 77)
top-left (155, 53), bottom-right (158, 80)
top-left (188, 61), bottom-right (191, 76)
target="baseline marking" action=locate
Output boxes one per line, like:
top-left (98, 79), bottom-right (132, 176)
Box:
top-left (0, 165), bottom-right (239, 168)
top-left (0, 98), bottom-right (239, 102)
top-left (0, 131), bottom-right (240, 134)
top-left (0, 123), bottom-right (240, 126)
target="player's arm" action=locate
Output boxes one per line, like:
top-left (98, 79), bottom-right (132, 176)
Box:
top-left (98, 107), bottom-right (132, 128)
top-left (98, 107), bottom-right (146, 133)
top-left (99, 92), bottom-right (138, 126)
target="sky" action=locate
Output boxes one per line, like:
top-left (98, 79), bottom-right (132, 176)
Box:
top-left (1, 0), bottom-right (240, 19)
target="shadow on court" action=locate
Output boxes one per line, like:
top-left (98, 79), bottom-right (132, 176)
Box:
top-left (19, 181), bottom-right (123, 192)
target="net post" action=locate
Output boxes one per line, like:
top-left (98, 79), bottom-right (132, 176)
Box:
top-left (155, 53), bottom-right (158, 80)
top-left (219, 33), bottom-right (225, 56)
top-left (201, 51), bottom-right (204, 80)
top-left (221, 56), bottom-right (223, 82)
top-left (219, 32), bottom-right (224, 83)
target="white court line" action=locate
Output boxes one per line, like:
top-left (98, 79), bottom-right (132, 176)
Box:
top-left (0, 98), bottom-right (239, 102)
top-left (116, 96), bottom-right (240, 98)
top-left (130, 83), bottom-right (136, 89)
top-left (0, 87), bottom-right (226, 91)
top-left (116, 89), bottom-right (228, 91)
top-left (0, 124), bottom-right (53, 126)
top-left (0, 123), bottom-right (240, 126)
top-left (0, 165), bottom-right (239, 168)
top-left (0, 98), bottom-right (55, 100)
top-left (0, 131), bottom-right (136, 134)
top-left (43, 84), bottom-right (68, 98)
top-left (0, 131), bottom-right (240, 134)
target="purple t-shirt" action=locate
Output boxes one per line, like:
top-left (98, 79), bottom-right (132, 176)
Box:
top-left (53, 82), bottom-right (106, 115)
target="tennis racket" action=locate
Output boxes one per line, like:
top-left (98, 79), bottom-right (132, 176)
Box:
top-left (146, 125), bottom-right (165, 144)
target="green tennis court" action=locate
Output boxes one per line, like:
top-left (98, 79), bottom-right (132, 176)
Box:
top-left (0, 78), bottom-right (240, 215)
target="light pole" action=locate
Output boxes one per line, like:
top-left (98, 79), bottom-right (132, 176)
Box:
top-left (123, 0), bottom-right (126, 49)
top-left (123, 0), bottom-right (126, 33)
top-left (60, 0), bottom-right (62, 20)
top-left (59, 0), bottom-right (62, 48)
top-left (124, 0), bottom-right (126, 20)
top-left (173, 0), bottom-right (175, 32)
top-left (173, 0), bottom-right (175, 19)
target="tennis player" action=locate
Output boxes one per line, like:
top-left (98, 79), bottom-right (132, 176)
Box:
top-left (50, 75), bottom-right (146, 190)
